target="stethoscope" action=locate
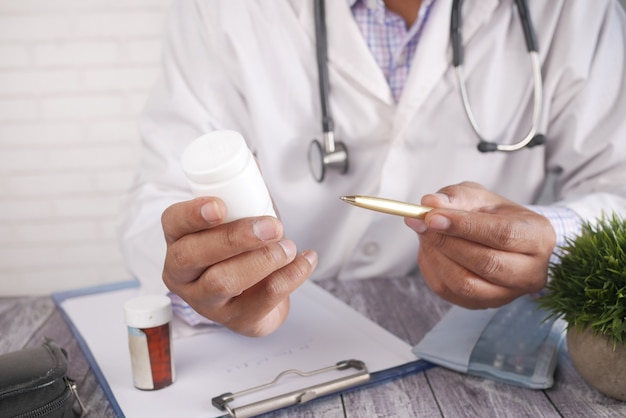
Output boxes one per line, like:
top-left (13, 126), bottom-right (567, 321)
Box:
top-left (308, 0), bottom-right (546, 183)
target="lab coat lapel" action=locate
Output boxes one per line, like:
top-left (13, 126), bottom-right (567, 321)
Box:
top-left (393, 0), bottom-right (500, 139)
top-left (462, 0), bottom-right (501, 42)
top-left (296, 0), bottom-right (395, 106)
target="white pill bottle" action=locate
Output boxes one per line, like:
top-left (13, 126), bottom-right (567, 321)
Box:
top-left (181, 130), bottom-right (276, 221)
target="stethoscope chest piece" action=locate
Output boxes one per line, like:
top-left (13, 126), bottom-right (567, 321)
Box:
top-left (308, 132), bottom-right (349, 183)
top-left (309, 0), bottom-right (350, 182)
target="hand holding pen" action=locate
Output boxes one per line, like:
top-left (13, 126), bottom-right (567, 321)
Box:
top-left (341, 182), bottom-right (556, 309)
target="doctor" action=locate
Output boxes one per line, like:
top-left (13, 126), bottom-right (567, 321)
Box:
top-left (120, 0), bottom-right (626, 337)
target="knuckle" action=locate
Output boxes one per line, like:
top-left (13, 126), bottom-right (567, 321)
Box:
top-left (458, 280), bottom-right (478, 300)
top-left (261, 278), bottom-right (288, 301)
top-left (439, 182), bottom-right (478, 199)
top-left (259, 244), bottom-right (286, 266)
top-left (448, 276), bottom-right (478, 300)
top-left (200, 268), bottom-right (241, 299)
top-left (219, 218), bottom-right (268, 250)
top-left (493, 222), bottom-right (519, 248)
top-left (281, 258), bottom-right (313, 289)
top-left (438, 184), bottom-right (461, 199)
top-left (476, 252), bottom-right (505, 280)
top-left (168, 241), bottom-right (192, 270)
top-left (421, 231), bottom-right (450, 250)
top-left (222, 223), bottom-right (245, 249)
top-left (287, 257), bottom-right (311, 280)
top-left (264, 261), bottom-right (308, 298)
top-left (238, 244), bottom-right (291, 283)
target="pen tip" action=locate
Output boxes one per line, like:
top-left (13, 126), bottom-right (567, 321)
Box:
top-left (340, 195), bottom-right (356, 203)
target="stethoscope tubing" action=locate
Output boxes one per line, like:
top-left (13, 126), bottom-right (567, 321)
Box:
top-left (310, 0), bottom-right (545, 182)
top-left (455, 51), bottom-right (543, 152)
top-left (310, 0), bottom-right (348, 182)
top-left (451, 0), bottom-right (544, 152)
top-left (314, 0), bottom-right (335, 140)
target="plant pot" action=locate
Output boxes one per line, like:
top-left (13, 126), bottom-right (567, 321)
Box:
top-left (567, 327), bottom-right (626, 401)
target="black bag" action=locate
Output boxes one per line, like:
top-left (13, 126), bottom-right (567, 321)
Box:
top-left (0, 339), bottom-right (85, 418)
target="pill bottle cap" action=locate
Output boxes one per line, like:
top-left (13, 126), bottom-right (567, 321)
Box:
top-left (181, 130), bottom-right (250, 184)
top-left (124, 295), bottom-right (172, 328)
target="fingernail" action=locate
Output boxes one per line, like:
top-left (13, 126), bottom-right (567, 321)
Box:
top-left (302, 250), bottom-right (318, 267)
top-left (253, 218), bottom-right (279, 241)
top-left (200, 201), bottom-right (223, 223)
top-left (407, 218), bottom-right (428, 233)
top-left (278, 239), bottom-right (297, 258)
top-left (428, 214), bottom-right (451, 231)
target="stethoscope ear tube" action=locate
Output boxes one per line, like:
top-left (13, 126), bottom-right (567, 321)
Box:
top-left (314, 0), bottom-right (333, 134)
top-left (450, 0), bottom-right (464, 66)
top-left (453, 0), bottom-right (545, 152)
top-left (514, 0), bottom-right (539, 52)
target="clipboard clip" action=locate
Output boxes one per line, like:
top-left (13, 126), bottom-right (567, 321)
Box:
top-left (212, 359), bottom-right (370, 418)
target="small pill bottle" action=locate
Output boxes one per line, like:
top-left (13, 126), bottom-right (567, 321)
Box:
top-left (124, 295), bottom-right (175, 390)
top-left (181, 130), bottom-right (276, 221)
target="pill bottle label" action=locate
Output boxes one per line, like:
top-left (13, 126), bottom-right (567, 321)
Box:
top-left (127, 323), bottom-right (174, 390)
top-left (125, 295), bottom-right (174, 390)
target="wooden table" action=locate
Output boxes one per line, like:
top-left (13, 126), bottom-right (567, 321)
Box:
top-left (2, 275), bottom-right (625, 417)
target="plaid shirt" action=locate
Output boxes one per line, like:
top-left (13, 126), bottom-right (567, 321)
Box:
top-left (350, 0), bottom-right (437, 102)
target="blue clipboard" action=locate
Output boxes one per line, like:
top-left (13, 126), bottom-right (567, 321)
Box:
top-left (54, 280), bottom-right (433, 418)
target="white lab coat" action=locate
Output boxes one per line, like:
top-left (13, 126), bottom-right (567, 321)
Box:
top-left (120, 0), bottom-right (626, 293)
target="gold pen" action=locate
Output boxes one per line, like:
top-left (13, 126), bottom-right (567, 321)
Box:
top-left (340, 195), bottom-right (433, 219)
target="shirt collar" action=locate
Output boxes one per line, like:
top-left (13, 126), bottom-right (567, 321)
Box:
top-left (347, 0), bottom-right (438, 8)
top-left (346, 0), bottom-right (385, 11)
top-left (349, 0), bottom-right (386, 22)
top-left (348, 0), bottom-right (438, 25)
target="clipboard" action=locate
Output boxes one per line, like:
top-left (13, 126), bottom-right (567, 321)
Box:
top-left (54, 280), bottom-right (433, 417)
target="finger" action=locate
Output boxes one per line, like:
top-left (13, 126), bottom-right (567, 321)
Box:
top-left (162, 197), bottom-right (228, 244)
top-left (221, 250), bottom-right (318, 336)
top-left (163, 216), bottom-right (283, 288)
top-left (423, 209), bottom-right (547, 254)
top-left (186, 249), bottom-right (317, 337)
top-left (195, 239), bottom-right (299, 305)
top-left (418, 243), bottom-right (519, 309)
top-left (419, 229), bottom-right (546, 290)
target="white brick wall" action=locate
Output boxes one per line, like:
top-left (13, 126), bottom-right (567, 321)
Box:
top-left (0, 0), bottom-right (172, 295)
